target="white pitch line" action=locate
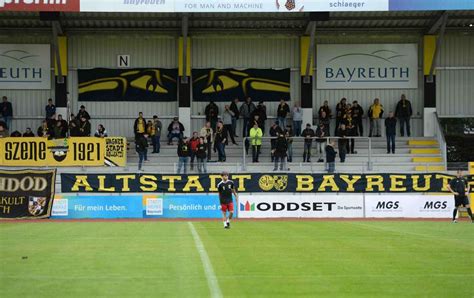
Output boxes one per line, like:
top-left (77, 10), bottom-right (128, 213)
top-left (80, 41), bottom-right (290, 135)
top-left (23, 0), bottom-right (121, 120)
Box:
top-left (188, 222), bottom-right (223, 298)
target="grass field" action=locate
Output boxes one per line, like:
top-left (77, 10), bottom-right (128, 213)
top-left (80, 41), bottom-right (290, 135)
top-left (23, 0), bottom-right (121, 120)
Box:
top-left (1, 220), bottom-right (473, 297)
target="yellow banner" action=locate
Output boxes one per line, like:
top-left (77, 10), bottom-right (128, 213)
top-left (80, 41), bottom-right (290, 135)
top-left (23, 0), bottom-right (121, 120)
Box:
top-left (0, 137), bottom-right (105, 167)
top-left (105, 137), bottom-right (127, 167)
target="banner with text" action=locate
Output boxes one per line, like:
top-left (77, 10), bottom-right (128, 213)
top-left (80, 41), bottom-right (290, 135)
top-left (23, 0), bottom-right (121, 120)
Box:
top-left (0, 44), bottom-right (51, 89)
top-left (192, 68), bottom-right (290, 102)
top-left (78, 68), bottom-right (178, 102)
top-left (316, 44), bottom-right (418, 89)
top-left (105, 137), bottom-right (127, 167)
top-left (0, 169), bottom-right (56, 219)
top-left (0, 137), bottom-right (105, 167)
top-left (60, 173), bottom-right (474, 193)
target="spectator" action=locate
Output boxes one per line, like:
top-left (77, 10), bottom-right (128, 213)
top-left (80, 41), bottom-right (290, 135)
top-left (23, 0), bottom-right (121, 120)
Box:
top-left (69, 114), bottom-right (80, 137)
top-left (315, 122), bottom-right (327, 163)
top-left (285, 125), bottom-right (294, 163)
top-left (335, 97), bottom-right (347, 135)
top-left (23, 127), bottom-right (35, 137)
top-left (135, 133), bottom-right (148, 171)
top-left (146, 120), bottom-right (155, 147)
top-left (53, 120), bottom-right (66, 139)
top-left (46, 113), bottom-right (57, 132)
top-left (249, 121), bottom-right (263, 163)
top-left (229, 98), bottom-right (240, 137)
top-left (152, 115), bottom-right (162, 154)
top-left (57, 114), bottom-right (68, 136)
top-left (337, 123), bottom-right (348, 163)
top-left (177, 136), bottom-right (190, 174)
top-left (167, 117), bottom-right (184, 145)
top-left (351, 100), bottom-right (364, 137)
top-left (239, 97), bottom-right (256, 137)
top-left (0, 124), bottom-right (8, 138)
top-left (79, 116), bottom-right (91, 137)
top-left (214, 121), bottom-right (228, 162)
top-left (222, 105), bottom-right (237, 145)
top-left (245, 114), bottom-right (263, 155)
top-left (318, 100), bottom-right (332, 119)
top-left (395, 94), bottom-right (413, 137)
top-left (94, 124), bottom-right (108, 138)
top-left (10, 130), bottom-right (21, 137)
top-left (368, 98), bottom-right (384, 137)
top-left (253, 101), bottom-right (267, 134)
top-left (45, 98), bottom-right (56, 119)
top-left (273, 133), bottom-right (288, 171)
top-left (37, 120), bottom-right (50, 138)
top-left (200, 121), bottom-right (213, 162)
top-left (325, 140), bottom-right (337, 173)
top-left (1, 96), bottom-right (13, 130)
top-left (134, 112), bottom-right (147, 137)
top-left (205, 100), bottom-right (219, 131)
top-left (269, 121), bottom-right (283, 162)
top-left (77, 105), bottom-right (91, 120)
top-left (346, 116), bottom-right (357, 154)
top-left (292, 102), bottom-right (303, 136)
top-left (277, 99), bottom-right (290, 130)
top-left (318, 110), bottom-right (330, 136)
top-left (385, 112), bottom-right (397, 154)
top-left (302, 123), bottom-right (315, 162)
top-left (189, 132), bottom-right (200, 171)
top-left (196, 137), bottom-right (207, 173)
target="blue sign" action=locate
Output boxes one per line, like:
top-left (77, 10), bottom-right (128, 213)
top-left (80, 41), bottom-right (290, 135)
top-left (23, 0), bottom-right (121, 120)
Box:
top-left (390, 0), bottom-right (474, 11)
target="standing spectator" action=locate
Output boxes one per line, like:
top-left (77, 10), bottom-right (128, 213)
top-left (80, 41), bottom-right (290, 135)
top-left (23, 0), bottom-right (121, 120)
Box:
top-left (292, 102), bottom-right (303, 136)
top-left (249, 122), bottom-right (263, 163)
top-left (77, 105), bottom-right (91, 120)
top-left (351, 100), bottom-right (364, 137)
top-left (135, 133), bottom-right (148, 171)
top-left (385, 112), bottom-right (397, 154)
top-left (79, 116), bottom-right (91, 137)
top-left (177, 136), bottom-right (190, 174)
top-left (196, 137), bottom-right (207, 173)
top-left (335, 97), bottom-right (347, 135)
top-left (0, 124), bottom-right (9, 138)
top-left (167, 117), bottom-right (185, 145)
top-left (1, 96), bottom-right (13, 130)
top-left (253, 101), bottom-right (267, 134)
top-left (318, 110), bottom-right (330, 136)
top-left (337, 123), bottom-right (348, 163)
top-left (273, 133), bottom-right (288, 171)
top-left (214, 121), bottom-right (228, 162)
top-left (53, 120), bottom-right (66, 139)
top-left (200, 121), bottom-right (213, 162)
top-left (285, 125), bottom-right (294, 163)
top-left (45, 98), bottom-right (56, 119)
top-left (302, 123), bottom-right (315, 162)
top-left (239, 97), bottom-right (256, 137)
top-left (315, 122), bottom-right (327, 162)
top-left (189, 132), bottom-right (200, 171)
top-left (37, 120), bottom-right (50, 138)
top-left (318, 100), bottom-right (332, 119)
top-left (69, 114), bottom-right (80, 137)
top-left (23, 127), bottom-right (35, 137)
top-left (94, 124), bottom-right (108, 138)
top-left (395, 94), bottom-right (413, 137)
top-left (346, 117), bottom-right (357, 154)
top-left (152, 115), bottom-right (162, 154)
top-left (368, 98), bottom-right (384, 137)
top-left (229, 98), bottom-right (240, 137)
top-left (57, 114), bottom-right (68, 137)
top-left (146, 120), bottom-right (156, 150)
top-left (205, 100), bottom-right (219, 131)
top-left (277, 99), bottom-right (290, 130)
top-left (325, 140), bottom-right (337, 173)
top-left (10, 130), bottom-right (21, 137)
top-left (222, 105), bottom-right (237, 145)
top-left (269, 121), bottom-right (283, 162)
top-left (134, 112), bottom-right (147, 137)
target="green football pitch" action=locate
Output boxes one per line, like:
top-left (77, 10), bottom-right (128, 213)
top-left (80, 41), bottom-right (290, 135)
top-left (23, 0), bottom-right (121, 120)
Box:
top-left (1, 220), bottom-right (473, 297)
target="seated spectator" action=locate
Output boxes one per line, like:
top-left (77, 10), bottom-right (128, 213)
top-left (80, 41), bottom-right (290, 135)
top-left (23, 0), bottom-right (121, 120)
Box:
top-left (69, 114), bottom-right (80, 137)
top-left (37, 120), bottom-right (50, 138)
top-left (167, 117), bottom-right (184, 145)
top-left (79, 116), bottom-right (91, 137)
top-left (10, 130), bottom-right (21, 137)
top-left (53, 119), bottom-right (67, 139)
top-left (0, 124), bottom-right (8, 138)
top-left (23, 127), bottom-right (35, 137)
top-left (77, 105), bottom-right (91, 120)
top-left (94, 124), bottom-right (108, 138)
top-left (57, 114), bottom-right (68, 136)
top-left (45, 98), bottom-right (56, 119)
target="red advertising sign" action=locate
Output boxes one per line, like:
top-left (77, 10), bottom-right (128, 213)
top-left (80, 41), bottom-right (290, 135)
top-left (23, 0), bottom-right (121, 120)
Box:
top-left (0, 0), bottom-right (79, 12)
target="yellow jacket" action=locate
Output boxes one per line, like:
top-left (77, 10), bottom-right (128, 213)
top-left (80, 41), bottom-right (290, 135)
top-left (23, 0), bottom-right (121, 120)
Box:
top-left (249, 127), bottom-right (263, 146)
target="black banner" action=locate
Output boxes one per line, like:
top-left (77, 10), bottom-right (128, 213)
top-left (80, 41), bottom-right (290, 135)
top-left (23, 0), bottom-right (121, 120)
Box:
top-left (60, 173), bottom-right (474, 193)
top-left (78, 68), bottom-right (178, 102)
top-left (0, 169), bottom-right (56, 219)
top-left (192, 68), bottom-right (290, 102)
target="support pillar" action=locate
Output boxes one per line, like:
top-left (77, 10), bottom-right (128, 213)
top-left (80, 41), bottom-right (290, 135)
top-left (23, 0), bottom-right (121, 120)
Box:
top-left (178, 35), bottom-right (191, 134)
top-left (300, 35), bottom-right (314, 127)
top-left (423, 35), bottom-right (437, 137)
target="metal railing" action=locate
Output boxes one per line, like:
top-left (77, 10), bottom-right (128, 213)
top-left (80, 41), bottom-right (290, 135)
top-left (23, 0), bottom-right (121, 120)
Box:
top-left (434, 112), bottom-right (448, 170)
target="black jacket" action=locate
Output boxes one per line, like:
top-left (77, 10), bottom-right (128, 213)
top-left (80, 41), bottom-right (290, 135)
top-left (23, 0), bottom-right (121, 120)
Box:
top-left (385, 117), bottom-right (397, 136)
top-left (337, 128), bottom-right (348, 146)
top-left (77, 110), bottom-right (91, 120)
top-left (177, 141), bottom-right (190, 157)
top-left (167, 121), bottom-right (185, 133)
top-left (336, 103), bottom-right (347, 119)
top-left (277, 103), bottom-right (290, 118)
top-left (79, 120), bottom-right (91, 137)
top-left (135, 135), bottom-right (148, 153)
top-left (205, 103), bottom-right (219, 121)
top-left (214, 127), bottom-right (228, 146)
top-left (351, 105), bottom-right (364, 121)
top-left (395, 99), bottom-right (413, 118)
top-left (134, 117), bottom-right (147, 134)
top-left (230, 102), bottom-right (240, 119)
top-left (302, 128), bottom-right (315, 144)
top-left (325, 144), bottom-right (337, 162)
top-left (274, 136), bottom-right (288, 158)
top-left (196, 143), bottom-right (207, 159)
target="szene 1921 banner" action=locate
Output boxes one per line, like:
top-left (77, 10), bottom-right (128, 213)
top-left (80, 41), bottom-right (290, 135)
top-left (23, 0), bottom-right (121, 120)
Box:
top-left (61, 173), bottom-right (474, 193)
top-left (192, 68), bottom-right (290, 102)
top-left (0, 169), bottom-right (56, 220)
top-left (78, 68), bottom-right (178, 101)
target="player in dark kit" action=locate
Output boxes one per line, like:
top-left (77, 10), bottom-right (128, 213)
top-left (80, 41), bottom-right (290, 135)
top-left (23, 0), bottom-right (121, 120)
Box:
top-left (447, 170), bottom-right (473, 223)
top-left (217, 171), bottom-right (239, 229)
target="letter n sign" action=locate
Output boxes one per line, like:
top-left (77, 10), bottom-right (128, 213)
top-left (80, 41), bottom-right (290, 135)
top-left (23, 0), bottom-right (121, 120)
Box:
top-left (117, 55), bottom-right (130, 68)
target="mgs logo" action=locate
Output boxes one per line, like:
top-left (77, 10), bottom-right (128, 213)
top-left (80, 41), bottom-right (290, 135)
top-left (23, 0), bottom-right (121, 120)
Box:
top-left (258, 175), bottom-right (288, 191)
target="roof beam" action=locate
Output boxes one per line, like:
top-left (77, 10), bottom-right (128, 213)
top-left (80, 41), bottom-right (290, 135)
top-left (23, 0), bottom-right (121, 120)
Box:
top-left (427, 11), bottom-right (448, 34)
